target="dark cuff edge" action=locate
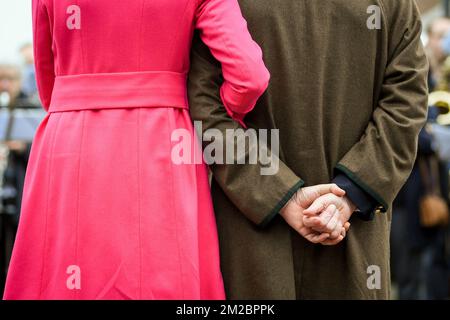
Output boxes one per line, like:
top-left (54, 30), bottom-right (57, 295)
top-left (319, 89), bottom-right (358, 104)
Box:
top-left (258, 179), bottom-right (305, 228)
top-left (335, 163), bottom-right (389, 213)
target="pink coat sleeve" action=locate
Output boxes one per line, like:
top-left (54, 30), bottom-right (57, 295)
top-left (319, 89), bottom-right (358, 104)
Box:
top-left (32, 0), bottom-right (55, 111)
top-left (195, 0), bottom-right (270, 126)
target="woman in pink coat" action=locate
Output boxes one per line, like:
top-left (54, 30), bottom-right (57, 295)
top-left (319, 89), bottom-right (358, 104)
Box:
top-left (3, 0), bottom-right (269, 300)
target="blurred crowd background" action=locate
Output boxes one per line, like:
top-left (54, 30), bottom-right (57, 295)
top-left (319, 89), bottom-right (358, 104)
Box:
top-left (1, 0), bottom-right (450, 300)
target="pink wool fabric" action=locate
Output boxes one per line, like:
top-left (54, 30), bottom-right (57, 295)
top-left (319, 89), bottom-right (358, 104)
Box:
top-left (4, 0), bottom-right (269, 300)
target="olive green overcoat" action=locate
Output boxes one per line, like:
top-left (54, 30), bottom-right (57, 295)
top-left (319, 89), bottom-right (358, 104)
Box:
top-left (188, 0), bottom-right (428, 299)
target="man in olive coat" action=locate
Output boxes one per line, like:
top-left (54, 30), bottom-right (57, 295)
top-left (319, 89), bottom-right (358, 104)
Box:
top-left (188, 0), bottom-right (428, 299)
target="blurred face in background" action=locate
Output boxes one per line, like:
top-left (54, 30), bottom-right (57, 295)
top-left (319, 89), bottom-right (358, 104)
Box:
top-left (20, 44), bottom-right (34, 65)
top-left (0, 65), bottom-right (22, 102)
top-left (427, 18), bottom-right (450, 63)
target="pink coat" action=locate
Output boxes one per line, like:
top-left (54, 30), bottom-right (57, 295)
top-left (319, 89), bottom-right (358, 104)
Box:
top-left (4, 0), bottom-right (269, 299)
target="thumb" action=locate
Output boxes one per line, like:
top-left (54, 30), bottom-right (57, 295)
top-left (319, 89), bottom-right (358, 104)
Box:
top-left (330, 184), bottom-right (346, 197)
top-left (311, 184), bottom-right (345, 199)
top-left (300, 184), bottom-right (345, 208)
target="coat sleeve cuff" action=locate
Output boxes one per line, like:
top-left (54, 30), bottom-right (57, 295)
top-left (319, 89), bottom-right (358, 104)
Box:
top-left (258, 179), bottom-right (305, 228)
top-left (334, 164), bottom-right (388, 215)
top-left (332, 174), bottom-right (378, 221)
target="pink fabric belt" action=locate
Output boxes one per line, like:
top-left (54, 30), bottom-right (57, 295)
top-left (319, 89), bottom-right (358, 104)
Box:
top-left (49, 71), bottom-right (189, 113)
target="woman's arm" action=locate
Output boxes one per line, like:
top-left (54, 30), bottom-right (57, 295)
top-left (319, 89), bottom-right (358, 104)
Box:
top-left (188, 37), bottom-right (303, 227)
top-left (32, 0), bottom-right (55, 111)
top-left (195, 0), bottom-right (270, 126)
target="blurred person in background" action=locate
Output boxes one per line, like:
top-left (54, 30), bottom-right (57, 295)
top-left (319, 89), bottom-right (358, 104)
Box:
top-left (390, 17), bottom-right (450, 300)
top-left (0, 63), bottom-right (40, 295)
top-left (426, 17), bottom-right (450, 89)
top-left (0, 64), bottom-right (29, 109)
top-left (19, 43), bottom-right (38, 103)
top-left (391, 110), bottom-right (450, 300)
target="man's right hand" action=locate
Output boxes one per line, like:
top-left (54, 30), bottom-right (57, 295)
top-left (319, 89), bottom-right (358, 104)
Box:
top-left (279, 184), bottom-right (349, 245)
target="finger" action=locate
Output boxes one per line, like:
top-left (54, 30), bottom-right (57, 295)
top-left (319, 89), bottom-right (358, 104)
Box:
top-left (344, 222), bottom-right (351, 232)
top-left (324, 206), bottom-right (340, 234)
top-left (305, 193), bottom-right (347, 216)
top-left (311, 232), bottom-right (330, 244)
top-left (322, 239), bottom-right (342, 246)
top-left (304, 205), bottom-right (336, 231)
top-left (321, 235), bottom-right (344, 246)
top-left (300, 184), bottom-right (345, 207)
top-left (331, 220), bottom-right (344, 239)
top-left (320, 205), bottom-right (337, 229)
top-left (310, 205), bottom-right (337, 233)
top-left (314, 184), bottom-right (346, 197)
top-left (340, 227), bottom-right (346, 238)
top-left (303, 229), bottom-right (330, 244)
top-left (303, 195), bottom-right (329, 216)
top-left (302, 216), bottom-right (317, 228)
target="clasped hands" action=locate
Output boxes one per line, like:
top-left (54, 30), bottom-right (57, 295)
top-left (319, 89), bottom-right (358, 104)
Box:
top-left (280, 184), bottom-right (356, 245)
